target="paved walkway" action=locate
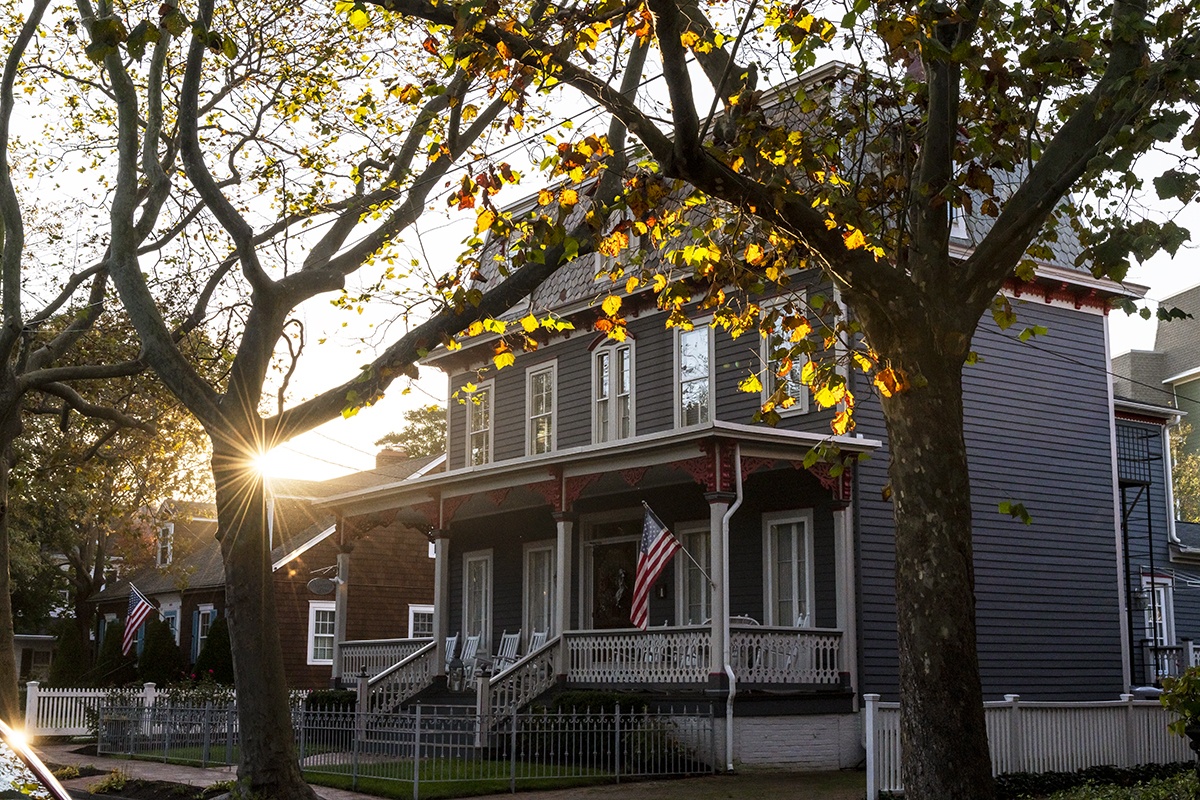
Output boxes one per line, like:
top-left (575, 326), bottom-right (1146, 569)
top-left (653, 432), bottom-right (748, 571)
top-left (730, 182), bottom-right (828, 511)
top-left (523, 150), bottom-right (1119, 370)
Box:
top-left (34, 742), bottom-right (865, 800)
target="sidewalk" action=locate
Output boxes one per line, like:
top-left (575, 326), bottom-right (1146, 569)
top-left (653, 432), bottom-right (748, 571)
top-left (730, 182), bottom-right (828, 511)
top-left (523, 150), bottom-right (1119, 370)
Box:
top-left (34, 742), bottom-right (371, 800)
top-left (34, 741), bottom-right (865, 800)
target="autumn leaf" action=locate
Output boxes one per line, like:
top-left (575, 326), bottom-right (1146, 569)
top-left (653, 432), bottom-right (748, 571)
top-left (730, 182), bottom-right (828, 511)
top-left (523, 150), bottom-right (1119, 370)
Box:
top-left (873, 367), bottom-right (908, 398)
top-left (602, 295), bottom-right (622, 316)
top-left (474, 208), bottom-right (495, 234)
top-left (537, 189), bottom-right (553, 206)
top-left (466, 321), bottom-right (484, 336)
top-left (745, 243), bottom-right (765, 265)
top-left (520, 314), bottom-right (539, 333)
top-left (843, 228), bottom-right (867, 250)
top-left (561, 188), bottom-right (579, 206)
top-left (832, 409), bottom-right (854, 435)
top-left (422, 35), bottom-right (438, 54)
top-left (493, 351), bottom-right (516, 369)
top-left (625, 276), bottom-right (640, 293)
top-left (739, 373), bottom-right (764, 393)
top-left (814, 383), bottom-right (846, 408)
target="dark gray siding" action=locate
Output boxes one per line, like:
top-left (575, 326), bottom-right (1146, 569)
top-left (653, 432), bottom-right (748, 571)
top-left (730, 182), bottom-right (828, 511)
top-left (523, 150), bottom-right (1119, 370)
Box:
top-left (856, 302), bottom-right (1125, 701)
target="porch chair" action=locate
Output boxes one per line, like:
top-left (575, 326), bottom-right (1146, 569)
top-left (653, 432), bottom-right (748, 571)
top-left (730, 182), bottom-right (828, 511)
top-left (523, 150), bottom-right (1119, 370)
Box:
top-left (528, 630), bottom-right (548, 652)
top-left (493, 630), bottom-right (522, 673)
top-left (444, 632), bottom-right (459, 673)
top-left (460, 633), bottom-right (482, 685)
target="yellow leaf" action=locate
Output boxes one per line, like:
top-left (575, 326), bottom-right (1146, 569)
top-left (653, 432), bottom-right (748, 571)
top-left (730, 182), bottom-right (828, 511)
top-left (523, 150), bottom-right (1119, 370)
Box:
top-left (852, 352), bottom-right (873, 372)
top-left (814, 383), bottom-right (846, 408)
top-left (843, 228), bottom-right (867, 250)
top-left (800, 360), bottom-right (817, 385)
top-left (463, 382), bottom-right (477, 393)
top-left (561, 188), bottom-right (578, 206)
top-left (680, 30), bottom-right (701, 48)
top-left (625, 276), bottom-right (640, 293)
top-left (493, 351), bottom-right (516, 369)
top-left (537, 189), bottom-right (553, 206)
top-left (466, 321), bottom-right (484, 336)
top-left (652, 273), bottom-right (668, 292)
top-left (482, 318), bottom-right (507, 334)
top-left (475, 208), bottom-right (495, 234)
top-left (739, 373), bottom-right (763, 393)
top-left (745, 243), bottom-right (765, 265)
top-left (602, 295), bottom-right (622, 316)
top-left (832, 410), bottom-right (854, 435)
top-left (520, 314), bottom-right (539, 333)
top-left (348, 8), bottom-right (370, 30)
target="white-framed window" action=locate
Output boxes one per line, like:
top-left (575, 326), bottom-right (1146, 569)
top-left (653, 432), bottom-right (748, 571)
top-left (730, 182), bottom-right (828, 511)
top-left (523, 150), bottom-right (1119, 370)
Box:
top-left (523, 542), bottom-right (556, 641)
top-left (1143, 576), bottom-right (1176, 648)
top-left (192, 604), bottom-right (215, 662)
top-left (674, 524), bottom-right (710, 626)
top-left (307, 601), bottom-right (337, 665)
top-left (760, 303), bottom-right (810, 416)
top-left (466, 381), bottom-right (494, 466)
top-left (162, 610), bottom-right (179, 644)
top-left (762, 510), bottom-right (815, 627)
top-left (676, 326), bottom-right (714, 427)
top-left (594, 343), bottom-right (634, 443)
top-left (463, 549), bottom-right (493, 647)
top-left (526, 362), bottom-right (557, 455)
top-left (408, 604), bottom-right (435, 639)
top-left (156, 524), bottom-right (174, 567)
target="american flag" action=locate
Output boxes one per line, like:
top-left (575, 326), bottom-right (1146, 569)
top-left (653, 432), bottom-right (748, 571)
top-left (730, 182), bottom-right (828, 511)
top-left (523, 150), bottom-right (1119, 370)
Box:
top-left (631, 504), bottom-right (681, 630)
top-left (122, 583), bottom-right (156, 656)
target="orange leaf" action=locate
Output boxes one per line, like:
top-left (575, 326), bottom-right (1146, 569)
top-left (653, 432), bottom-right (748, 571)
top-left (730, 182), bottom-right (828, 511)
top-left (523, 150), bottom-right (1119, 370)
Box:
top-left (422, 35), bottom-right (439, 55)
top-left (873, 367), bottom-right (908, 398)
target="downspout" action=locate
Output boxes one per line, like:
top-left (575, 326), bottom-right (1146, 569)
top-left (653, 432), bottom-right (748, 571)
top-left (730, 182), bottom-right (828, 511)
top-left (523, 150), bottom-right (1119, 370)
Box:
top-left (720, 443), bottom-right (743, 773)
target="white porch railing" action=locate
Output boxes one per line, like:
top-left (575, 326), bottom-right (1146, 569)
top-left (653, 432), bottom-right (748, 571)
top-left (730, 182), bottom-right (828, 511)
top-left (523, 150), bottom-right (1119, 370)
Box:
top-left (730, 627), bottom-right (842, 685)
top-left (360, 640), bottom-right (437, 712)
top-left (479, 636), bottom-right (561, 718)
top-left (864, 693), bottom-right (1195, 799)
top-left (339, 637), bottom-right (430, 679)
top-left (565, 628), bottom-right (710, 685)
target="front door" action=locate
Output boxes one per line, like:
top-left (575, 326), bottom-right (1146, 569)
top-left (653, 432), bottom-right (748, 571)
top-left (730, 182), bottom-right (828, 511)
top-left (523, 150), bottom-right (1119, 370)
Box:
top-left (591, 539), bottom-right (638, 629)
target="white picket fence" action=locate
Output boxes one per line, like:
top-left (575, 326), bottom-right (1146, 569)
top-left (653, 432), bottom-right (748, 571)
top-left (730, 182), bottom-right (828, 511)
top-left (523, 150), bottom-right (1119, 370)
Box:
top-left (864, 693), bottom-right (1195, 799)
top-left (24, 682), bottom-right (313, 737)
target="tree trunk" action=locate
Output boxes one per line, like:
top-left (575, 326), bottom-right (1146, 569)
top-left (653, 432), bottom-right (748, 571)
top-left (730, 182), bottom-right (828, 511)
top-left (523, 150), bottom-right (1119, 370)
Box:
top-left (872, 327), bottom-right (995, 800)
top-left (0, 449), bottom-right (19, 719)
top-left (212, 444), bottom-right (318, 800)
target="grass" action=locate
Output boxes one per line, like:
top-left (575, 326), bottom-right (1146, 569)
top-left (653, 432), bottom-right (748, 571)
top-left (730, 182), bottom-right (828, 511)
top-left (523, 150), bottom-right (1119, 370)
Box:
top-left (1034, 773), bottom-right (1198, 800)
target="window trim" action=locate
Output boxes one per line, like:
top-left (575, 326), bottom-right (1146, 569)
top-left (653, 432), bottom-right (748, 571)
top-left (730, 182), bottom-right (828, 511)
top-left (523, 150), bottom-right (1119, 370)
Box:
top-left (162, 610), bottom-right (179, 645)
top-left (761, 509), bottom-right (815, 627)
top-left (593, 342), bottom-right (636, 443)
top-left (193, 604), bottom-right (215, 662)
top-left (523, 541), bottom-right (557, 643)
top-left (156, 523), bottom-right (174, 567)
top-left (307, 600), bottom-right (337, 666)
top-left (462, 548), bottom-right (494, 649)
top-left (465, 380), bottom-right (495, 467)
top-left (674, 324), bottom-right (716, 429)
top-left (525, 361), bottom-right (559, 456)
top-left (759, 298), bottom-right (811, 417)
top-left (408, 604), bottom-right (435, 639)
top-left (1142, 575), bottom-right (1176, 647)
top-left (673, 521), bottom-right (710, 626)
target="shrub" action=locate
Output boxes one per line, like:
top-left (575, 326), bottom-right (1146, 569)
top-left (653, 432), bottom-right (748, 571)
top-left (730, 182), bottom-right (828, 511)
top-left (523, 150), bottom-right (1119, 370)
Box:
top-left (137, 618), bottom-right (187, 686)
top-left (47, 619), bottom-right (91, 687)
top-left (88, 622), bottom-right (137, 687)
top-left (545, 690), bottom-right (649, 714)
top-left (51, 765), bottom-right (80, 780)
top-left (88, 769), bottom-right (128, 794)
top-left (1037, 771), bottom-right (1198, 799)
top-left (305, 689), bottom-right (357, 711)
top-left (193, 617), bottom-right (234, 684)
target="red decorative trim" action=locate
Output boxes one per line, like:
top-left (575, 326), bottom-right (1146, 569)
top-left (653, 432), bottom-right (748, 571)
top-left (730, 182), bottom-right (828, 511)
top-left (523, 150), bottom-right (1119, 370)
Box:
top-left (411, 500), bottom-right (440, 529)
top-left (670, 443), bottom-right (716, 492)
top-left (343, 508), bottom-right (399, 538)
top-left (807, 462), bottom-right (853, 503)
top-left (619, 467), bottom-right (649, 487)
top-left (528, 478), bottom-right (563, 512)
top-left (1002, 277), bottom-right (1112, 313)
top-left (442, 494), bottom-right (470, 524)
top-left (564, 473), bottom-right (602, 506)
top-left (487, 488), bottom-right (511, 508)
top-left (718, 441), bottom-right (737, 493)
top-left (739, 455), bottom-right (780, 481)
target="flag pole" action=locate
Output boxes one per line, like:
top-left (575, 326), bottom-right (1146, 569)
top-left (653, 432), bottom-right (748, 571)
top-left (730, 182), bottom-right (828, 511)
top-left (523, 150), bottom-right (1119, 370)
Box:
top-left (642, 500), bottom-right (717, 589)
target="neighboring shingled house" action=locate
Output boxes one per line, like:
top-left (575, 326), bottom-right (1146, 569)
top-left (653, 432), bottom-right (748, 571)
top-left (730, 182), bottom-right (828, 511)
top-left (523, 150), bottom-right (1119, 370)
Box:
top-left (91, 450), bottom-right (441, 688)
top-left (1112, 284), bottom-right (1200, 425)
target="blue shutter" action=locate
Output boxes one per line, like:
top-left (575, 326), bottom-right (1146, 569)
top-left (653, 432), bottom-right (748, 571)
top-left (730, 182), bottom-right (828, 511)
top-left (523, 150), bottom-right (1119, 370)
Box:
top-left (191, 610), bottom-right (200, 662)
top-left (136, 622), bottom-right (146, 657)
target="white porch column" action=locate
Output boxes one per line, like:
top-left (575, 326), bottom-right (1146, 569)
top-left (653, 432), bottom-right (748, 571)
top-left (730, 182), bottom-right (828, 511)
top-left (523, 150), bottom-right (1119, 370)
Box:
top-left (705, 493), bottom-right (734, 679)
top-left (833, 504), bottom-right (858, 701)
top-left (432, 530), bottom-right (451, 677)
top-left (554, 513), bottom-right (574, 677)
top-left (331, 550), bottom-right (351, 684)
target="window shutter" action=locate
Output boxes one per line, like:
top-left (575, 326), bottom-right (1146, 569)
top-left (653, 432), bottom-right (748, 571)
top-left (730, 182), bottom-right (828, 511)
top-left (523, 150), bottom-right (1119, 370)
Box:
top-left (191, 610), bottom-right (200, 662)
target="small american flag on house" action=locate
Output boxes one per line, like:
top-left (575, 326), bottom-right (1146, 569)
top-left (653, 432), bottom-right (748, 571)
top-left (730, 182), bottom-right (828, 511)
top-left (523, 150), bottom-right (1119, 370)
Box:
top-left (122, 583), bottom-right (156, 656)
top-left (631, 503), bottom-right (681, 630)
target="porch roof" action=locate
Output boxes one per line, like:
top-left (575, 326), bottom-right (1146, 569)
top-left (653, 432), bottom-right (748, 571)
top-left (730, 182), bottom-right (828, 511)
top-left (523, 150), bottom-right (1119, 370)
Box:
top-left (318, 420), bottom-right (881, 518)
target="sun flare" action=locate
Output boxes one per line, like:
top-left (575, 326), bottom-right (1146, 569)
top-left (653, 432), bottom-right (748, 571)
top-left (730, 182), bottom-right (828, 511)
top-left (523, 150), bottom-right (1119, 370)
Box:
top-left (250, 448), bottom-right (290, 478)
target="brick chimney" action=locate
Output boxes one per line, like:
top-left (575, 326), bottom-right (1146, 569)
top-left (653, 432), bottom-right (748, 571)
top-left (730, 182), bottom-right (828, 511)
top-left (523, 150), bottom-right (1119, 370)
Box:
top-left (375, 446), bottom-right (409, 470)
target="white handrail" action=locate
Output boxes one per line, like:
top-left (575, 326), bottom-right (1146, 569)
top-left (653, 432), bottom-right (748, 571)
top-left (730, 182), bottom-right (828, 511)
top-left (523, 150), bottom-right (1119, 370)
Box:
top-left (363, 640), bottom-right (437, 712)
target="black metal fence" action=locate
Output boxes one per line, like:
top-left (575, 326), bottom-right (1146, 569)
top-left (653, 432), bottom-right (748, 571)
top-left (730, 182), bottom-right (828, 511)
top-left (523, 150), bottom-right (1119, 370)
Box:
top-left (98, 702), bottom-right (717, 797)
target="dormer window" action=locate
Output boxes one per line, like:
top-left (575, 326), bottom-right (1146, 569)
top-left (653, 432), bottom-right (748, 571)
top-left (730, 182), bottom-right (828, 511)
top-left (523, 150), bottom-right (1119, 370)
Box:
top-left (156, 524), bottom-right (174, 567)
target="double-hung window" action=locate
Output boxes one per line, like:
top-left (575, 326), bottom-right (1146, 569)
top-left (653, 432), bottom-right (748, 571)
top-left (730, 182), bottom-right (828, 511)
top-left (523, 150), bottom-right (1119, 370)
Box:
top-left (763, 511), bottom-right (814, 627)
top-left (594, 344), bottom-right (633, 442)
top-left (527, 363), bottom-right (557, 455)
top-left (676, 525), bottom-right (710, 626)
top-left (192, 604), bottom-right (216, 662)
top-left (308, 601), bottom-right (336, 665)
top-left (467, 382), bottom-right (494, 466)
top-left (761, 312), bottom-right (810, 416)
top-left (523, 543), bottom-right (556, 639)
top-left (463, 550), bottom-right (493, 647)
top-left (677, 327), bottom-right (713, 427)
top-left (156, 524), bottom-right (174, 567)
top-left (408, 604), bottom-right (434, 639)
